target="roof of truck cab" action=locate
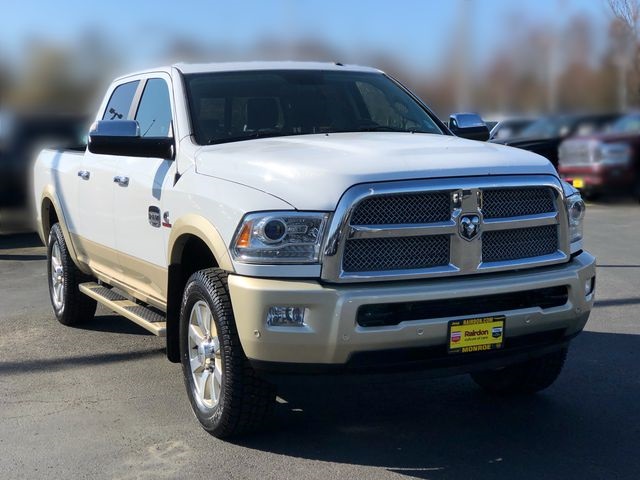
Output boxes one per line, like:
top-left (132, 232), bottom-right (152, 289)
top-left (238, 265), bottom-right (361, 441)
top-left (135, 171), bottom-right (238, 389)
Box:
top-left (175, 61), bottom-right (382, 74)
top-left (112, 62), bottom-right (383, 83)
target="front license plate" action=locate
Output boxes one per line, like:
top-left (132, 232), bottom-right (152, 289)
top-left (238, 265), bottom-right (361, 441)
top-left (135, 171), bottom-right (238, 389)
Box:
top-left (448, 316), bottom-right (505, 354)
top-left (572, 178), bottom-right (584, 189)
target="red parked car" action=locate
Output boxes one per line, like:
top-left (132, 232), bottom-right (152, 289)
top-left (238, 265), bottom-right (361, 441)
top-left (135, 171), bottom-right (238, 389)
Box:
top-left (558, 113), bottom-right (640, 201)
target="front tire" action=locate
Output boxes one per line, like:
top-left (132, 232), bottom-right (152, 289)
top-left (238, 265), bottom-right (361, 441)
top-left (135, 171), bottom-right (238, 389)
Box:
top-left (470, 348), bottom-right (568, 395)
top-left (179, 268), bottom-right (275, 438)
top-left (47, 223), bottom-right (97, 325)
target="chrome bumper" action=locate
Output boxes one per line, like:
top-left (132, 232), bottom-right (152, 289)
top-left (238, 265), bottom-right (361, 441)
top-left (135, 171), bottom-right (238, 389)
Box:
top-left (228, 251), bottom-right (596, 365)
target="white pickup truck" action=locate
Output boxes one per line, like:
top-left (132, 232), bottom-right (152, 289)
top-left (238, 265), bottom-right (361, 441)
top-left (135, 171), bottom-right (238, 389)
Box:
top-left (33, 62), bottom-right (596, 438)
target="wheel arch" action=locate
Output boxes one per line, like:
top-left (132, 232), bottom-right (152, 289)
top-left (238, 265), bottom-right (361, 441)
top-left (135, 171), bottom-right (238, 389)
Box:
top-left (39, 189), bottom-right (84, 272)
top-left (166, 216), bottom-right (234, 362)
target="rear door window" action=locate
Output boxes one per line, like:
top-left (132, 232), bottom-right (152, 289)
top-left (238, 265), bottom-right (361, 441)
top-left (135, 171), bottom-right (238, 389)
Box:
top-left (102, 81), bottom-right (139, 121)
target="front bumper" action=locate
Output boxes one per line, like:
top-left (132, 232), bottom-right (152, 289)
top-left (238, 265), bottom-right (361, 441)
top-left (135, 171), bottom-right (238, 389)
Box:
top-left (228, 251), bottom-right (595, 371)
top-left (559, 164), bottom-right (635, 189)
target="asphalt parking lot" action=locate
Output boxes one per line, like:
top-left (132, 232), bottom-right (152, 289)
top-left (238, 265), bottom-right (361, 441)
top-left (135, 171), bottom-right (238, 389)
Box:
top-left (1, 200), bottom-right (639, 480)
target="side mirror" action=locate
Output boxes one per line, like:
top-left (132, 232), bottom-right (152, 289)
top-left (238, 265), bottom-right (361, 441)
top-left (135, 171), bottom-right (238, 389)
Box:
top-left (448, 113), bottom-right (490, 142)
top-left (88, 120), bottom-right (174, 159)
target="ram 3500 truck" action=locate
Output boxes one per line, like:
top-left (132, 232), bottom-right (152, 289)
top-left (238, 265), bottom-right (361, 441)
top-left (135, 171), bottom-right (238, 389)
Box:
top-left (33, 62), bottom-right (595, 438)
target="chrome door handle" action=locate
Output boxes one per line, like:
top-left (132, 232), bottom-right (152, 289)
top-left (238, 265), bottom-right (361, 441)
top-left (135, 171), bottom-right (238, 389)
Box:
top-left (77, 170), bottom-right (90, 180)
top-left (113, 175), bottom-right (130, 187)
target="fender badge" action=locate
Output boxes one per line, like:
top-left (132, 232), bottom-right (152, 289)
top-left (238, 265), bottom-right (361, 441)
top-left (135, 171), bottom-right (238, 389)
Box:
top-left (162, 211), bottom-right (172, 228)
top-left (148, 206), bottom-right (161, 228)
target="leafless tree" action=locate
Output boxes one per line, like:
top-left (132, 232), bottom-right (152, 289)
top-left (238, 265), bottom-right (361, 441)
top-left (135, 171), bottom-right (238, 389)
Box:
top-left (608, 0), bottom-right (640, 108)
top-left (608, 0), bottom-right (640, 36)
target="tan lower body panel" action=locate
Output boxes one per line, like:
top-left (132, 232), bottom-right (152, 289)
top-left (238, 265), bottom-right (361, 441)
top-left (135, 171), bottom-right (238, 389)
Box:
top-left (71, 233), bottom-right (167, 310)
top-left (228, 252), bottom-right (596, 365)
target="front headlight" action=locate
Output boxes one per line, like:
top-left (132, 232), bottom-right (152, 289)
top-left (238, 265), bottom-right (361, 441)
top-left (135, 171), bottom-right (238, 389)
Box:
top-left (564, 190), bottom-right (585, 248)
top-left (231, 212), bottom-right (329, 264)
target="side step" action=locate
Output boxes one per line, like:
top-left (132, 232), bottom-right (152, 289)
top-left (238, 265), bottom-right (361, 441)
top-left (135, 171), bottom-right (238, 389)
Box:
top-left (79, 282), bottom-right (166, 336)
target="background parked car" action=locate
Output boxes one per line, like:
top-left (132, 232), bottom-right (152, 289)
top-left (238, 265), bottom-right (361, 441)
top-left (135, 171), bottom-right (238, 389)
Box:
top-left (0, 112), bottom-right (87, 209)
top-left (490, 113), bottom-right (620, 168)
top-left (558, 112), bottom-right (640, 201)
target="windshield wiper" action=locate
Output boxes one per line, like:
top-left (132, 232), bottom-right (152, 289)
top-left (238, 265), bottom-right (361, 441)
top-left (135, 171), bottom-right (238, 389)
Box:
top-left (206, 130), bottom-right (289, 145)
top-left (335, 125), bottom-right (430, 134)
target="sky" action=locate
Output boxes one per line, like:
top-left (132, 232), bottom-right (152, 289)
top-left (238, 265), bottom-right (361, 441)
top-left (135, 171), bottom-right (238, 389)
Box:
top-left (0, 0), bottom-right (611, 73)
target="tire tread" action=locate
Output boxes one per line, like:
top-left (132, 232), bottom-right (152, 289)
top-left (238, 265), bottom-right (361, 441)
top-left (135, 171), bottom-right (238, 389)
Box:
top-left (48, 223), bottom-right (97, 325)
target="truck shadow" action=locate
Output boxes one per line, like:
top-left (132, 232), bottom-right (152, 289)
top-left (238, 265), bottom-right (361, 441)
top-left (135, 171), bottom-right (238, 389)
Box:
top-left (0, 232), bottom-right (43, 250)
top-left (236, 331), bottom-right (640, 480)
top-left (0, 348), bottom-right (164, 376)
top-left (74, 312), bottom-right (155, 336)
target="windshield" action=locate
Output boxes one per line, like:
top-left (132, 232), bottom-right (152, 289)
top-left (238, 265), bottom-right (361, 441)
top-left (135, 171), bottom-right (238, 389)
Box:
top-left (184, 70), bottom-right (443, 145)
top-left (610, 114), bottom-right (640, 134)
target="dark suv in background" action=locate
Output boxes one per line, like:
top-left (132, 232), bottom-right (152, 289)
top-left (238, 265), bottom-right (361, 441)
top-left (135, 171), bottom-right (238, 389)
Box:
top-left (490, 113), bottom-right (619, 168)
top-left (0, 112), bottom-right (87, 209)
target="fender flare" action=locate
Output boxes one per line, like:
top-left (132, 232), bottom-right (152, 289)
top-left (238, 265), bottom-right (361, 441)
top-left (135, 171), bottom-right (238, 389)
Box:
top-left (165, 215), bottom-right (234, 362)
top-left (167, 214), bottom-right (234, 272)
top-left (40, 187), bottom-right (89, 274)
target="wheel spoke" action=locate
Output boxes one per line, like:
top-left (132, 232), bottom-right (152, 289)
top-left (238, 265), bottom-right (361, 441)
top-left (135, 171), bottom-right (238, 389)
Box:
top-left (196, 370), bottom-right (211, 401)
top-left (195, 303), bottom-right (207, 335)
top-left (52, 244), bottom-right (61, 268)
top-left (201, 303), bottom-right (212, 335)
top-left (204, 370), bottom-right (214, 401)
top-left (188, 324), bottom-right (205, 346)
top-left (212, 365), bottom-right (222, 402)
top-left (190, 354), bottom-right (204, 374)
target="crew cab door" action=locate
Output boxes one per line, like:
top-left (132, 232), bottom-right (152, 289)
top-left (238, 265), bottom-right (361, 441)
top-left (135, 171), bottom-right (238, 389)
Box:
top-left (75, 80), bottom-right (140, 276)
top-left (112, 76), bottom-right (175, 307)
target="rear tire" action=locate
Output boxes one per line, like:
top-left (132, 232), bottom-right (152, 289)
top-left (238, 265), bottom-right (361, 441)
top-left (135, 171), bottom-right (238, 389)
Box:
top-left (179, 268), bottom-right (275, 438)
top-left (471, 348), bottom-right (568, 395)
top-left (47, 223), bottom-right (97, 325)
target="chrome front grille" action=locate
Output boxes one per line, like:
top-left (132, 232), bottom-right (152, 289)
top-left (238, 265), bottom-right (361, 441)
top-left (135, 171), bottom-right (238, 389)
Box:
top-left (559, 142), bottom-right (592, 166)
top-left (350, 192), bottom-right (450, 225)
top-left (482, 187), bottom-right (555, 218)
top-left (343, 235), bottom-right (450, 272)
top-left (482, 225), bottom-right (558, 263)
top-left (322, 176), bottom-right (569, 283)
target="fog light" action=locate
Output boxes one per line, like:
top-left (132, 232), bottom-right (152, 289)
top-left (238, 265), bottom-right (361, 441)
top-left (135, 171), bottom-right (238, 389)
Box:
top-left (584, 277), bottom-right (595, 297)
top-left (267, 306), bottom-right (306, 327)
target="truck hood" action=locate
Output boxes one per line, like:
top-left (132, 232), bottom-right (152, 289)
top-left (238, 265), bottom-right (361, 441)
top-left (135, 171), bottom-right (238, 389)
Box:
top-left (194, 132), bottom-right (558, 210)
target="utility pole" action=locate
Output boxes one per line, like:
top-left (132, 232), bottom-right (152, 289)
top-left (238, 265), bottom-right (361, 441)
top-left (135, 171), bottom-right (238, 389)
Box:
top-left (455, 0), bottom-right (472, 111)
top-left (547, 0), bottom-right (567, 113)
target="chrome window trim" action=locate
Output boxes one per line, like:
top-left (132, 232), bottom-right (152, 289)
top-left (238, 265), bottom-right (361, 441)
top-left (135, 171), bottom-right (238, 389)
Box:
top-left (321, 174), bottom-right (569, 283)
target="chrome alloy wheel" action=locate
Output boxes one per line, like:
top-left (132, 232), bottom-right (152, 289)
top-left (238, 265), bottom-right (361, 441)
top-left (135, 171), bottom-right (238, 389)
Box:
top-left (188, 300), bottom-right (223, 409)
top-left (50, 241), bottom-right (65, 310)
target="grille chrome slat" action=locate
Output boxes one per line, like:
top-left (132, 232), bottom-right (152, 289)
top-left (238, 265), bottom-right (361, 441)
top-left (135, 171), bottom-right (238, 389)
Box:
top-left (482, 212), bottom-right (558, 231)
top-left (348, 221), bottom-right (457, 239)
top-left (321, 176), bottom-right (569, 283)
